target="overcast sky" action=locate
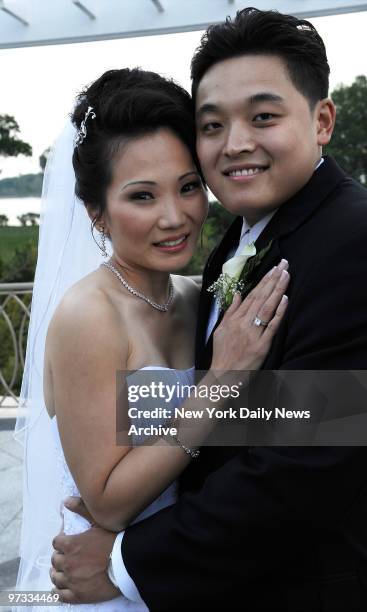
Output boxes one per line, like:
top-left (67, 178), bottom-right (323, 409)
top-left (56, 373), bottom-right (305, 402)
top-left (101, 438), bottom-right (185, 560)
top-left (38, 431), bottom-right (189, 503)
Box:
top-left (0, 9), bottom-right (366, 179)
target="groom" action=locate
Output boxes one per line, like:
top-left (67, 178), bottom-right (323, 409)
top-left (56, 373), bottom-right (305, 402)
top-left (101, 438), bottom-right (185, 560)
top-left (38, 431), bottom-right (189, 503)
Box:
top-left (51, 8), bottom-right (367, 610)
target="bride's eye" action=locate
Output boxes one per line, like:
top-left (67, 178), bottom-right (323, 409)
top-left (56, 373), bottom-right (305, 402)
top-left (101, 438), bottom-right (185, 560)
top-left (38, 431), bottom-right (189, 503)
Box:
top-left (130, 191), bottom-right (154, 201)
top-left (201, 121), bottom-right (222, 133)
top-left (181, 180), bottom-right (201, 194)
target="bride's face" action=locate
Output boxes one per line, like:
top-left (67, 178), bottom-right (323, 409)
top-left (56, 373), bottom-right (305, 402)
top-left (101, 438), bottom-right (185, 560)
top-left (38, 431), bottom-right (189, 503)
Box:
top-left (102, 128), bottom-right (208, 273)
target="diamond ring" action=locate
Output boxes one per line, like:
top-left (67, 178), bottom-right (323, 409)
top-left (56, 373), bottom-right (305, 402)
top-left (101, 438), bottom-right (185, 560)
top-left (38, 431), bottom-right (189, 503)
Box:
top-left (253, 316), bottom-right (269, 327)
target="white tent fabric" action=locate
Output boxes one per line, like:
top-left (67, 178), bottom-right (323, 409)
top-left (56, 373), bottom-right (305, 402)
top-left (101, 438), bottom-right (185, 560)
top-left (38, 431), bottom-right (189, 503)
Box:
top-left (0, 0), bottom-right (367, 50)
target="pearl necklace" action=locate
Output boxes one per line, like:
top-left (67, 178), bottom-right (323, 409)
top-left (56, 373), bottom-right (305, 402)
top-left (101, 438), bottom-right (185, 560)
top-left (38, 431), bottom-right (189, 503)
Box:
top-left (102, 262), bottom-right (174, 312)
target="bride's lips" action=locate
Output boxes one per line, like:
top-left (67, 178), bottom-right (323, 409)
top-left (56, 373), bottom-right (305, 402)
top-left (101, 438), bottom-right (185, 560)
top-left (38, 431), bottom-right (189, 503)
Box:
top-left (223, 164), bottom-right (269, 182)
top-left (153, 234), bottom-right (189, 253)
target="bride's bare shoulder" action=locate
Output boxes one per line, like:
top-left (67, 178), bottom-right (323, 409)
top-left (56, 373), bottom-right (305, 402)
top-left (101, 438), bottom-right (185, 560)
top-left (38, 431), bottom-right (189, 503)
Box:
top-left (46, 269), bottom-right (124, 352)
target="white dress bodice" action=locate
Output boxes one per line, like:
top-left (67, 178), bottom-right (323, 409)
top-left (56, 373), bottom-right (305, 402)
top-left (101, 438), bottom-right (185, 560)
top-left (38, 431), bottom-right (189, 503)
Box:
top-left (50, 366), bottom-right (195, 611)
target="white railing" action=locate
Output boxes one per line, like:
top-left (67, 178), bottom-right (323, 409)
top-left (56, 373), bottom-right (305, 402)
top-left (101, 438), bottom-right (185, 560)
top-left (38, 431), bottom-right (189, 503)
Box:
top-left (0, 277), bottom-right (202, 408)
top-left (0, 282), bottom-right (32, 407)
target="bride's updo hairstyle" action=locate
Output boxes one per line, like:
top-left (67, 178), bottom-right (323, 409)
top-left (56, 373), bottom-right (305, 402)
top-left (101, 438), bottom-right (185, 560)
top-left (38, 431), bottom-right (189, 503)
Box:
top-left (72, 68), bottom-right (202, 226)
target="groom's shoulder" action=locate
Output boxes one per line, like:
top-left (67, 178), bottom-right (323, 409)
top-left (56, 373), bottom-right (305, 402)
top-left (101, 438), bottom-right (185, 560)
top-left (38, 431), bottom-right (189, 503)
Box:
top-left (323, 170), bottom-right (367, 231)
top-left (313, 157), bottom-right (367, 215)
top-left (334, 174), bottom-right (367, 202)
top-left (327, 159), bottom-right (367, 208)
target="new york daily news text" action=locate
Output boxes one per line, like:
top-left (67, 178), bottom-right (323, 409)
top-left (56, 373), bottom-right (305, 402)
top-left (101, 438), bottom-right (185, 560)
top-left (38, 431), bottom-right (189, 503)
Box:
top-left (115, 370), bottom-right (367, 447)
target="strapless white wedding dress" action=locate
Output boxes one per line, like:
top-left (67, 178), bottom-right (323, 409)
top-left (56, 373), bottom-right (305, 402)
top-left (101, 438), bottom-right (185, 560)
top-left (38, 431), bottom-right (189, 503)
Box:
top-left (50, 366), bottom-right (195, 611)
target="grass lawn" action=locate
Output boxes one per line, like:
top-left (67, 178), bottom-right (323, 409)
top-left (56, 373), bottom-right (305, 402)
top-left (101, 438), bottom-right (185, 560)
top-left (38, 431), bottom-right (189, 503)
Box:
top-left (0, 226), bottom-right (39, 265)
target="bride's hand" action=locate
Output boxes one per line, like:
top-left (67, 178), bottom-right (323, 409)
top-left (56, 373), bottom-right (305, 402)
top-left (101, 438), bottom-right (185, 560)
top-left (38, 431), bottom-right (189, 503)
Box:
top-left (64, 496), bottom-right (98, 526)
top-left (211, 259), bottom-right (290, 371)
top-left (64, 496), bottom-right (126, 531)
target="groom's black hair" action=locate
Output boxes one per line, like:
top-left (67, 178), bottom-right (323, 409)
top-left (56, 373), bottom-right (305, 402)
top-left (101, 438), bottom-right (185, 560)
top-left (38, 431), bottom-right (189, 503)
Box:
top-left (191, 7), bottom-right (330, 109)
top-left (72, 68), bottom-right (203, 226)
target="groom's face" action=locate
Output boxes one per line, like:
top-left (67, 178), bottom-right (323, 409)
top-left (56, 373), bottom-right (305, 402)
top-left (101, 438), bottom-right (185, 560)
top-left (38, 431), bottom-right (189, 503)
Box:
top-left (196, 54), bottom-right (332, 224)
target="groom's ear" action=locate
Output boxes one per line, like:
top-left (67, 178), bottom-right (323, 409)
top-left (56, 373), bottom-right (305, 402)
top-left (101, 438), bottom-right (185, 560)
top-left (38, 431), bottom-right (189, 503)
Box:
top-left (315, 98), bottom-right (336, 147)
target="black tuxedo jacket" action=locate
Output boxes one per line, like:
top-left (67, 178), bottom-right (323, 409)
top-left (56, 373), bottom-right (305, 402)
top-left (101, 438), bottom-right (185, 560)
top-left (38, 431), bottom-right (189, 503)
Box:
top-left (122, 157), bottom-right (367, 611)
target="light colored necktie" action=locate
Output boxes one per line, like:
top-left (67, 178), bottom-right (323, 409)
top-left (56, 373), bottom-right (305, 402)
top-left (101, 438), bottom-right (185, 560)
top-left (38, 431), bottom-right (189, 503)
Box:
top-left (232, 227), bottom-right (251, 259)
top-left (205, 229), bottom-right (250, 342)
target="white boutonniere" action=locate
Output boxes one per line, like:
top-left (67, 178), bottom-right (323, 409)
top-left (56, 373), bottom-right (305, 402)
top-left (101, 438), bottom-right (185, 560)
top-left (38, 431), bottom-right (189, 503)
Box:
top-left (207, 240), bottom-right (273, 311)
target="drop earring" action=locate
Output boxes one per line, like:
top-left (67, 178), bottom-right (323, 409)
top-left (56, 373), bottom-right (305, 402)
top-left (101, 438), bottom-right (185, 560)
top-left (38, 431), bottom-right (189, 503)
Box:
top-left (99, 226), bottom-right (108, 257)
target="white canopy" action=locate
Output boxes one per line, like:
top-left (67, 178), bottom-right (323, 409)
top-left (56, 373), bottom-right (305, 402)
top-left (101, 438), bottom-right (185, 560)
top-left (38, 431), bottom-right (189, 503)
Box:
top-left (1, 0), bottom-right (367, 49)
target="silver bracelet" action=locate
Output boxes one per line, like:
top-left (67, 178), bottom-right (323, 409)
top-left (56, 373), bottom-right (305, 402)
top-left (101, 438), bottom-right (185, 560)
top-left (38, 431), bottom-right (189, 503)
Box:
top-left (170, 433), bottom-right (200, 459)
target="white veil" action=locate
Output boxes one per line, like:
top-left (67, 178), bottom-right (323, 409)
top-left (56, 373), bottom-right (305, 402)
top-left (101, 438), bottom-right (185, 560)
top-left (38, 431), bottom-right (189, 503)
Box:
top-left (14, 119), bottom-right (111, 595)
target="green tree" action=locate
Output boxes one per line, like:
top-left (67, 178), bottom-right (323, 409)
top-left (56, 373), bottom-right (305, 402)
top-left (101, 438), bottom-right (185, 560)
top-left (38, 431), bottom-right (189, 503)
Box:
top-left (39, 146), bottom-right (50, 172)
top-left (26, 212), bottom-right (39, 226)
top-left (0, 115), bottom-right (32, 171)
top-left (326, 75), bottom-right (367, 185)
top-left (0, 172), bottom-right (43, 197)
top-left (0, 239), bottom-right (37, 283)
top-left (16, 212), bottom-right (40, 227)
top-left (182, 200), bottom-right (234, 275)
top-left (0, 214), bottom-right (8, 227)
top-left (17, 214), bottom-right (27, 227)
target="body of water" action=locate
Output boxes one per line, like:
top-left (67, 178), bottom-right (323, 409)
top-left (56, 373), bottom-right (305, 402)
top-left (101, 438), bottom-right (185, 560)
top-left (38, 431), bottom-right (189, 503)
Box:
top-left (0, 198), bottom-right (41, 226)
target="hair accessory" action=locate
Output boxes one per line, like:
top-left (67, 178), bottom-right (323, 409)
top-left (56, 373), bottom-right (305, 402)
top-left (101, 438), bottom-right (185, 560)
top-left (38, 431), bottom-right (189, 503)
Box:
top-left (75, 105), bottom-right (96, 146)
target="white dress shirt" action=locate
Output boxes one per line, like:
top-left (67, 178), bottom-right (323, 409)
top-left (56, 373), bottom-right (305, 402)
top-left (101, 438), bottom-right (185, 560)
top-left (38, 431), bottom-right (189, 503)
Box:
top-left (111, 532), bottom-right (145, 606)
top-left (110, 157), bottom-right (324, 603)
top-left (205, 210), bottom-right (277, 343)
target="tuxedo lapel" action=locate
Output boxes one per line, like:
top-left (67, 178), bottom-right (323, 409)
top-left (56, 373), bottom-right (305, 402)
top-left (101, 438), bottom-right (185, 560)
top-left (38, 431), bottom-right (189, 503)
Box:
top-left (195, 216), bottom-right (242, 367)
top-left (248, 156), bottom-right (346, 289)
top-left (242, 238), bottom-right (282, 300)
top-left (205, 238), bottom-right (281, 351)
top-left (255, 156), bottom-right (346, 251)
top-left (195, 157), bottom-right (346, 368)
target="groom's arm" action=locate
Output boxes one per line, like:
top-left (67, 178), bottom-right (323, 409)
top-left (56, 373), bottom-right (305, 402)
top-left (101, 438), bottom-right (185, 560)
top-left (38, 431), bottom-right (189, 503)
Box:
top-left (53, 224), bottom-right (367, 608)
top-left (120, 228), bottom-right (367, 609)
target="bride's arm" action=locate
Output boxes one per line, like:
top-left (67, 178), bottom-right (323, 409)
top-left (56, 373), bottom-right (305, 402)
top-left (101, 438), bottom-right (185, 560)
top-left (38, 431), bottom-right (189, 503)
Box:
top-left (49, 265), bottom-right (288, 532)
top-left (48, 288), bottom-right (203, 533)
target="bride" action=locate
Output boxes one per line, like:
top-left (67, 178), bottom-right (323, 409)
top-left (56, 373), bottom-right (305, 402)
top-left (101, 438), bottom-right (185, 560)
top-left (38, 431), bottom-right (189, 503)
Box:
top-left (14, 68), bottom-right (289, 610)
